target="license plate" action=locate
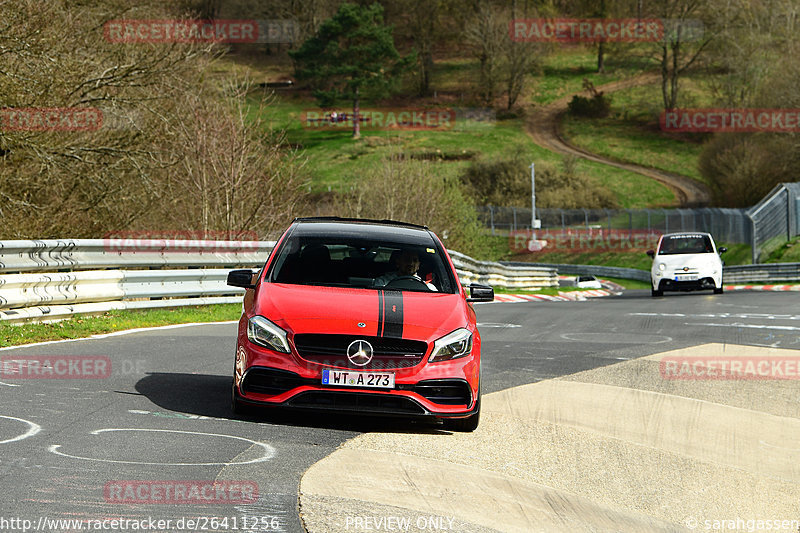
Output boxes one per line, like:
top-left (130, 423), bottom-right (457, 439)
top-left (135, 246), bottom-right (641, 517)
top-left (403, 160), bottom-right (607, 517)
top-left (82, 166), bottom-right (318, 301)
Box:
top-left (322, 369), bottom-right (395, 389)
top-left (675, 274), bottom-right (698, 281)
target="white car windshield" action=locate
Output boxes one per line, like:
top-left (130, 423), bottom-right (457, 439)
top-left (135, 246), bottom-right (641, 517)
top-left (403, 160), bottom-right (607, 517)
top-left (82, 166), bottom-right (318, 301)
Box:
top-left (658, 234), bottom-right (714, 255)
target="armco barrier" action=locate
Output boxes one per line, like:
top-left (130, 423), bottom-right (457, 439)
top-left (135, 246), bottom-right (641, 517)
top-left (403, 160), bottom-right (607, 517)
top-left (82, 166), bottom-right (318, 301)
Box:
top-left (502, 262), bottom-right (651, 283)
top-left (0, 239), bottom-right (273, 273)
top-left (0, 240), bottom-right (558, 324)
top-left (450, 251), bottom-right (558, 289)
top-left (506, 261), bottom-right (800, 285)
top-left (723, 263), bottom-right (800, 283)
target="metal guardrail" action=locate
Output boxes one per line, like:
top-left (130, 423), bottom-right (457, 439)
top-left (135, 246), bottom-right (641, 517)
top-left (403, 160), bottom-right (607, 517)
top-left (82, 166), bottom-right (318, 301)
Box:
top-left (723, 263), bottom-right (800, 284)
top-left (0, 240), bottom-right (558, 324)
top-left (507, 261), bottom-right (800, 285)
top-left (502, 262), bottom-right (651, 282)
top-left (450, 251), bottom-right (558, 289)
top-left (0, 239), bottom-right (272, 323)
top-left (0, 239), bottom-right (273, 273)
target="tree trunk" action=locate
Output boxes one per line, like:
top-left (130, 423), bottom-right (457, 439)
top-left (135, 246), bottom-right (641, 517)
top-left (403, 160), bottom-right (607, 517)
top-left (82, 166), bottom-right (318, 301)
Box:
top-left (420, 50), bottom-right (433, 95)
top-left (661, 43), bottom-right (670, 110)
top-left (670, 41), bottom-right (680, 109)
top-left (353, 87), bottom-right (360, 139)
top-left (597, 41), bottom-right (605, 73)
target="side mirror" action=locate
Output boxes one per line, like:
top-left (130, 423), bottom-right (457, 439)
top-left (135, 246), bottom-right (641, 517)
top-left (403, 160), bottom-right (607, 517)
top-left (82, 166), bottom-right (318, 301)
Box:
top-left (227, 269), bottom-right (257, 289)
top-left (466, 283), bottom-right (494, 302)
top-left (646, 249), bottom-right (655, 258)
top-left (718, 247), bottom-right (727, 254)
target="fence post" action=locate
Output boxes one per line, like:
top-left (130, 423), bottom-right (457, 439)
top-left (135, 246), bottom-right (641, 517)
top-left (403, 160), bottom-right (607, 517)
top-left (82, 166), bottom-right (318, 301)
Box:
top-left (489, 205), bottom-right (495, 236)
top-left (750, 214), bottom-right (758, 264)
top-left (512, 207), bottom-right (517, 232)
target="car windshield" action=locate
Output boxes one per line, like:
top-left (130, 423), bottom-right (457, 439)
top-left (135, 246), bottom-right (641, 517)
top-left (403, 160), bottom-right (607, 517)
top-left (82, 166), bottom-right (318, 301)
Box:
top-left (267, 232), bottom-right (456, 293)
top-left (658, 234), bottom-right (714, 255)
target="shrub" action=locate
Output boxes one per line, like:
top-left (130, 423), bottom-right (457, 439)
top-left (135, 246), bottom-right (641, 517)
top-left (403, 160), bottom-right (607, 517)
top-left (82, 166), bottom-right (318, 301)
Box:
top-left (567, 79), bottom-right (612, 118)
top-left (460, 151), bottom-right (617, 209)
top-left (334, 154), bottom-right (494, 258)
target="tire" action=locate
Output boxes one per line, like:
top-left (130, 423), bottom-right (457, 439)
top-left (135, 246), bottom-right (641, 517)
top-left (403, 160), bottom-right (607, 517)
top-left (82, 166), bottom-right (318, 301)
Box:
top-left (231, 380), bottom-right (251, 415)
top-left (714, 286), bottom-right (724, 294)
top-left (651, 288), bottom-right (663, 297)
top-left (446, 393), bottom-right (480, 432)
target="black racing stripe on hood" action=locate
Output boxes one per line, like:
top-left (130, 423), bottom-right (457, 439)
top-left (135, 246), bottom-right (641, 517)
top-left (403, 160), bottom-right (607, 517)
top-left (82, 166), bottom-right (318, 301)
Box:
top-left (377, 290), bottom-right (385, 337)
top-left (381, 290), bottom-right (404, 338)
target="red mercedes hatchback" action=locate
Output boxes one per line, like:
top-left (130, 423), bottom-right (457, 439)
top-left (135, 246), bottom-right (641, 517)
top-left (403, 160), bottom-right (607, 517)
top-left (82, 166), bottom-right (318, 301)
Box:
top-left (227, 217), bottom-right (493, 431)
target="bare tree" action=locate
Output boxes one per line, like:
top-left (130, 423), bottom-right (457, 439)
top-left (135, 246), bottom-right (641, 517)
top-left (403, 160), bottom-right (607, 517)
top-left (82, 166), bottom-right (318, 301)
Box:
top-left (0, 0), bottom-right (306, 238)
top-left (644, 0), bottom-right (715, 110)
top-left (464, 2), bottom-right (506, 105)
top-left (465, 2), bottom-right (545, 109)
top-left (159, 80), bottom-right (307, 238)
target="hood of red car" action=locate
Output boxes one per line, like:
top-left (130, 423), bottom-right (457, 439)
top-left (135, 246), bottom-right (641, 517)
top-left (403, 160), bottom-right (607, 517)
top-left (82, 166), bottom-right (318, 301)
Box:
top-left (255, 283), bottom-right (470, 342)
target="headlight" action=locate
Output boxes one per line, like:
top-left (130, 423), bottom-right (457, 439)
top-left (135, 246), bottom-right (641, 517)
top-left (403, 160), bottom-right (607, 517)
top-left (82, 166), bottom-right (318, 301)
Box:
top-left (247, 316), bottom-right (290, 353)
top-left (658, 263), bottom-right (666, 271)
top-left (429, 328), bottom-right (473, 363)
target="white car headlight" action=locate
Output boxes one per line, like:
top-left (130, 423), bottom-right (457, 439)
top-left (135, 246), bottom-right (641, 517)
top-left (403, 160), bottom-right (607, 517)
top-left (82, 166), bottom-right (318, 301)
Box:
top-left (429, 328), bottom-right (473, 363)
top-left (248, 316), bottom-right (290, 353)
top-left (658, 263), bottom-right (666, 271)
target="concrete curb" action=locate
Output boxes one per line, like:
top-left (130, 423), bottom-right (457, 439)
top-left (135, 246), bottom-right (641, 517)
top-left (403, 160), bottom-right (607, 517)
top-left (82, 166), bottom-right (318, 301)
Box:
top-left (491, 290), bottom-right (613, 303)
top-left (299, 343), bottom-right (800, 532)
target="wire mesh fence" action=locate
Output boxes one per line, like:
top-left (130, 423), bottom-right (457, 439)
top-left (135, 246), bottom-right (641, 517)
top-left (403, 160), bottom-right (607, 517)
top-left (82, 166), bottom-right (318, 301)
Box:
top-left (477, 182), bottom-right (800, 263)
top-left (748, 183), bottom-right (800, 263)
top-left (477, 206), bottom-right (751, 243)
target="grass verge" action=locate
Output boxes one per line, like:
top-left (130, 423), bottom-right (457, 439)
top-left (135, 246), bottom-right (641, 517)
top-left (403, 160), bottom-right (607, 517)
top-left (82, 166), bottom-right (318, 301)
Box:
top-left (0, 304), bottom-right (242, 348)
top-left (765, 237), bottom-right (800, 263)
top-left (600, 276), bottom-right (651, 290)
top-left (505, 242), bottom-right (751, 270)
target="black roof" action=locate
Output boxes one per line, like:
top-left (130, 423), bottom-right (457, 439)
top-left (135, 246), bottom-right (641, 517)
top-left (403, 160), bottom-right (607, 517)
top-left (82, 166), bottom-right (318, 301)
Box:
top-left (293, 217), bottom-right (428, 230)
top-left (290, 217), bottom-right (436, 245)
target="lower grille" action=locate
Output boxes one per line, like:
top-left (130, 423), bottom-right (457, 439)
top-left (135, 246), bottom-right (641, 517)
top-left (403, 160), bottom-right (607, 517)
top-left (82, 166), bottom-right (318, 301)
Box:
top-left (413, 379), bottom-right (471, 406)
top-left (287, 391), bottom-right (426, 415)
top-left (241, 368), bottom-right (310, 396)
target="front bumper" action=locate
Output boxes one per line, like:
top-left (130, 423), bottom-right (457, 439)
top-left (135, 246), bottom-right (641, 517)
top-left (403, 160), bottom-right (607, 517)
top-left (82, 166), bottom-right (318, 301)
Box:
top-left (656, 277), bottom-right (718, 292)
top-left (234, 341), bottom-right (480, 418)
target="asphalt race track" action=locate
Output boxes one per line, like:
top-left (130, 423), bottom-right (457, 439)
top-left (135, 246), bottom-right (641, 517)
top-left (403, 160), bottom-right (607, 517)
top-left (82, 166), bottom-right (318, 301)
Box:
top-left (1, 289), bottom-right (799, 532)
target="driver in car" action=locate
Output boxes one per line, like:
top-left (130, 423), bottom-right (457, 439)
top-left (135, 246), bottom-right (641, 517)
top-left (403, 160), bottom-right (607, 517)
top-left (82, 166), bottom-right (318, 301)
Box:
top-left (373, 248), bottom-right (437, 291)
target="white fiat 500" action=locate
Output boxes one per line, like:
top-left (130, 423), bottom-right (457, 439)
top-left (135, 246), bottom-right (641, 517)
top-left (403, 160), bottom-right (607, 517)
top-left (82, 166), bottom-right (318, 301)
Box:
top-left (647, 232), bottom-right (726, 297)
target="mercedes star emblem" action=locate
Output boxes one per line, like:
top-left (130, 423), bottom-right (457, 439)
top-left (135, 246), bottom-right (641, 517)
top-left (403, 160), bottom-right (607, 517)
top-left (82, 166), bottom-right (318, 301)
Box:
top-left (346, 339), bottom-right (374, 366)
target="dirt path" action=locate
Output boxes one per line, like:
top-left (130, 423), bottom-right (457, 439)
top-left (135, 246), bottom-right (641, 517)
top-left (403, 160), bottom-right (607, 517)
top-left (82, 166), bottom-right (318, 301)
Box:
top-left (525, 72), bottom-right (711, 207)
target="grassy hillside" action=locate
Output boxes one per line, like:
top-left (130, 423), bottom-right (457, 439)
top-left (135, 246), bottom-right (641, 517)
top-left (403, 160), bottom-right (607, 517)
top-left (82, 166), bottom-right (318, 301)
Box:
top-left (246, 49), bottom-right (676, 208)
top-left (560, 75), bottom-right (713, 183)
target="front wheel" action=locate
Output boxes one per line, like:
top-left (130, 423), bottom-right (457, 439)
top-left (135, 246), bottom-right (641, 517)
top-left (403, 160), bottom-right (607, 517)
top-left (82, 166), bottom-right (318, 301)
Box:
top-left (651, 288), bottom-right (663, 297)
top-left (714, 286), bottom-right (724, 294)
top-left (231, 380), bottom-right (251, 415)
